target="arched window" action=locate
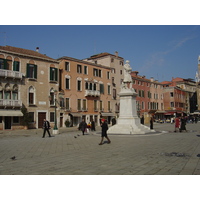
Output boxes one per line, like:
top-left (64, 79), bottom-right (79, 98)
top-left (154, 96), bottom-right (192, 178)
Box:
top-left (4, 83), bottom-right (11, 99)
top-left (29, 86), bottom-right (35, 105)
top-left (12, 84), bottom-right (18, 100)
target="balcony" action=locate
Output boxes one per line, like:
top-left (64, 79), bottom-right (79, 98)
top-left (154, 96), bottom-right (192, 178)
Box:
top-left (0, 99), bottom-right (22, 107)
top-left (0, 69), bottom-right (23, 79)
top-left (85, 90), bottom-right (100, 97)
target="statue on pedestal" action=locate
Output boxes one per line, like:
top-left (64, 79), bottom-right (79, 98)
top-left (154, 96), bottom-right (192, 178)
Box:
top-left (123, 60), bottom-right (132, 89)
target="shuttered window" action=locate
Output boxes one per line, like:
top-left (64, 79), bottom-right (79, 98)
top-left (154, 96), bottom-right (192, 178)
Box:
top-left (50, 67), bottom-right (58, 81)
top-left (26, 64), bottom-right (37, 79)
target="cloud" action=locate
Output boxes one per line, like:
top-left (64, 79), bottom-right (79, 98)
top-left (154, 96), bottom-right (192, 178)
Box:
top-left (139, 34), bottom-right (196, 74)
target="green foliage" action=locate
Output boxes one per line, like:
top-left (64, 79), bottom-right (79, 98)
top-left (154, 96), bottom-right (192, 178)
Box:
top-left (21, 106), bottom-right (31, 127)
top-left (65, 119), bottom-right (70, 127)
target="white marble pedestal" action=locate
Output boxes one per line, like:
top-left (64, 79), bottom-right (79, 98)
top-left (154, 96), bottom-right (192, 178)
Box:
top-left (108, 88), bottom-right (153, 134)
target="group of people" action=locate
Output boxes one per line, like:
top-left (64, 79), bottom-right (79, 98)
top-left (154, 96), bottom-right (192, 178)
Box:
top-left (78, 118), bottom-right (111, 145)
top-left (42, 118), bottom-right (111, 145)
top-left (174, 116), bottom-right (187, 132)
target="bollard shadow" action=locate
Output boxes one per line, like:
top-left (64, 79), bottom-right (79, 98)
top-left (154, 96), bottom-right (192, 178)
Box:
top-left (196, 135), bottom-right (200, 137)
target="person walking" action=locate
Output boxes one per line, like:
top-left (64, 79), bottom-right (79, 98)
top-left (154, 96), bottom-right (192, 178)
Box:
top-left (91, 119), bottom-right (96, 131)
top-left (150, 117), bottom-right (153, 130)
top-left (174, 116), bottom-right (180, 132)
top-left (42, 119), bottom-right (52, 138)
top-left (140, 115), bottom-right (144, 125)
top-left (99, 119), bottom-right (111, 145)
top-left (78, 119), bottom-right (87, 135)
top-left (180, 116), bottom-right (187, 132)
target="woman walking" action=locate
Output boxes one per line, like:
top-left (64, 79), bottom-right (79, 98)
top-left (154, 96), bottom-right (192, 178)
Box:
top-left (99, 119), bottom-right (111, 145)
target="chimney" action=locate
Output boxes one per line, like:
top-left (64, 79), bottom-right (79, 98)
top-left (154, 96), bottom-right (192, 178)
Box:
top-left (115, 51), bottom-right (118, 57)
top-left (150, 77), bottom-right (154, 82)
top-left (36, 47), bottom-right (39, 52)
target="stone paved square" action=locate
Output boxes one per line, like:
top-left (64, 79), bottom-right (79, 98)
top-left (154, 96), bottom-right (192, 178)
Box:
top-left (1, 122), bottom-right (200, 175)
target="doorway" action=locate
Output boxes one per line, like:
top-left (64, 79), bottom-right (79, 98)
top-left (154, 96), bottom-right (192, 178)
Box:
top-left (38, 112), bottom-right (46, 128)
top-left (5, 117), bottom-right (12, 129)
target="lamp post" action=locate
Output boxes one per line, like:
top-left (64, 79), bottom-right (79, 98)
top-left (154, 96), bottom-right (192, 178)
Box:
top-left (53, 90), bottom-right (58, 134)
top-left (49, 90), bottom-right (59, 134)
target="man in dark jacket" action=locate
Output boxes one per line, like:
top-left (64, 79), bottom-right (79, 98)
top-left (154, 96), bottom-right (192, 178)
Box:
top-left (99, 119), bottom-right (111, 145)
top-left (78, 119), bottom-right (87, 135)
top-left (42, 119), bottom-right (52, 138)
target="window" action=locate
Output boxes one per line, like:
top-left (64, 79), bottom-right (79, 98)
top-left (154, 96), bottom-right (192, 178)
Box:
top-left (49, 90), bottom-right (54, 105)
top-left (50, 112), bottom-right (55, 122)
top-left (77, 99), bottom-right (81, 111)
top-left (29, 86), bottom-right (35, 105)
top-left (108, 101), bottom-right (111, 111)
top-left (26, 64), bottom-right (37, 79)
top-left (83, 99), bottom-right (87, 110)
top-left (59, 98), bottom-right (64, 108)
top-left (108, 85), bottom-right (111, 95)
top-left (100, 100), bottom-right (103, 111)
top-left (170, 92), bottom-right (174, 97)
top-left (66, 98), bottom-right (70, 110)
top-left (29, 112), bottom-right (34, 122)
top-left (120, 70), bottom-right (123, 75)
top-left (13, 117), bottom-right (19, 123)
top-left (148, 91), bottom-right (151, 98)
top-left (107, 71), bottom-right (110, 79)
top-left (84, 66), bottom-right (88, 75)
top-left (50, 67), bottom-right (58, 81)
top-left (85, 82), bottom-right (89, 90)
top-left (113, 89), bottom-right (116, 99)
top-left (93, 68), bottom-right (102, 77)
top-left (111, 58), bottom-right (114, 62)
top-left (65, 62), bottom-right (70, 71)
top-left (93, 68), bottom-right (98, 76)
top-left (4, 91), bottom-right (11, 99)
top-left (100, 84), bottom-right (104, 94)
top-left (65, 78), bottom-right (70, 89)
top-left (170, 102), bottom-right (174, 107)
top-left (0, 59), bottom-right (7, 69)
top-left (13, 61), bottom-right (20, 71)
top-left (141, 102), bottom-right (144, 110)
top-left (94, 100), bottom-right (98, 111)
top-left (77, 64), bottom-right (82, 73)
top-left (77, 80), bottom-right (82, 91)
top-left (93, 83), bottom-right (96, 91)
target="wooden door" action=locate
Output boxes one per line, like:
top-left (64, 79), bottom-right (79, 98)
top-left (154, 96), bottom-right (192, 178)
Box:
top-left (38, 112), bottom-right (46, 128)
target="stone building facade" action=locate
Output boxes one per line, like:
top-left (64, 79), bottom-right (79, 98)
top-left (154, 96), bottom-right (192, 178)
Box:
top-left (0, 46), bottom-right (59, 130)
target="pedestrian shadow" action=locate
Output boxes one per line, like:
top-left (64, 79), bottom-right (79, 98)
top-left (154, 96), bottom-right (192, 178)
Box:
top-left (197, 154), bottom-right (200, 157)
top-left (196, 135), bottom-right (200, 137)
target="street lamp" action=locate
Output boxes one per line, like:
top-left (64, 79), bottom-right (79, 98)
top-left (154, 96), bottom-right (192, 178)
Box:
top-left (49, 89), bottom-right (59, 134)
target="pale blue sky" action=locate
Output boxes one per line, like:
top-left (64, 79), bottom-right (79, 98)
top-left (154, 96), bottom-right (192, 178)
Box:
top-left (1, 25), bottom-right (199, 82)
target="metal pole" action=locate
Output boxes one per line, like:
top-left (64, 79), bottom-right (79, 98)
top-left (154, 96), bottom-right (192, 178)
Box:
top-left (54, 97), bottom-right (58, 130)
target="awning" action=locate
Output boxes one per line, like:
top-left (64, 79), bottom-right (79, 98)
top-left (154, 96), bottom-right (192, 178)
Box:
top-left (101, 112), bottom-right (115, 117)
top-left (69, 112), bottom-right (82, 117)
top-left (0, 110), bottom-right (23, 116)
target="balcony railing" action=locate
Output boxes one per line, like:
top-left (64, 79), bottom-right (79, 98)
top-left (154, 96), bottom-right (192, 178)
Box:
top-left (85, 90), bottom-right (100, 97)
top-left (0, 69), bottom-right (23, 79)
top-left (0, 99), bottom-right (22, 107)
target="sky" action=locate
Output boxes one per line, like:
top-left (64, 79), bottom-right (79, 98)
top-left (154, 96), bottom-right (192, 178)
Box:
top-left (0, 25), bottom-right (199, 82)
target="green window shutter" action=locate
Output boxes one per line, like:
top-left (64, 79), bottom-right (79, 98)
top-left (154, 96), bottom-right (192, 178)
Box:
top-left (34, 65), bottom-right (37, 79)
top-left (55, 68), bottom-right (58, 81)
top-left (50, 67), bottom-right (53, 81)
top-left (4, 59), bottom-right (7, 69)
top-left (26, 64), bottom-right (30, 77)
top-left (100, 84), bottom-right (104, 94)
top-left (13, 61), bottom-right (20, 71)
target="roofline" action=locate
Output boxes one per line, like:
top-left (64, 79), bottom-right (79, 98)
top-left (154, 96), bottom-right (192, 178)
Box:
top-left (57, 56), bottom-right (112, 70)
top-left (0, 48), bottom-right (59, 64)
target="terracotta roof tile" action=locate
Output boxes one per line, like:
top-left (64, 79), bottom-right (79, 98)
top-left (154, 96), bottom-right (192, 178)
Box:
top-left (0, 45), bottom-right (56, 61)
